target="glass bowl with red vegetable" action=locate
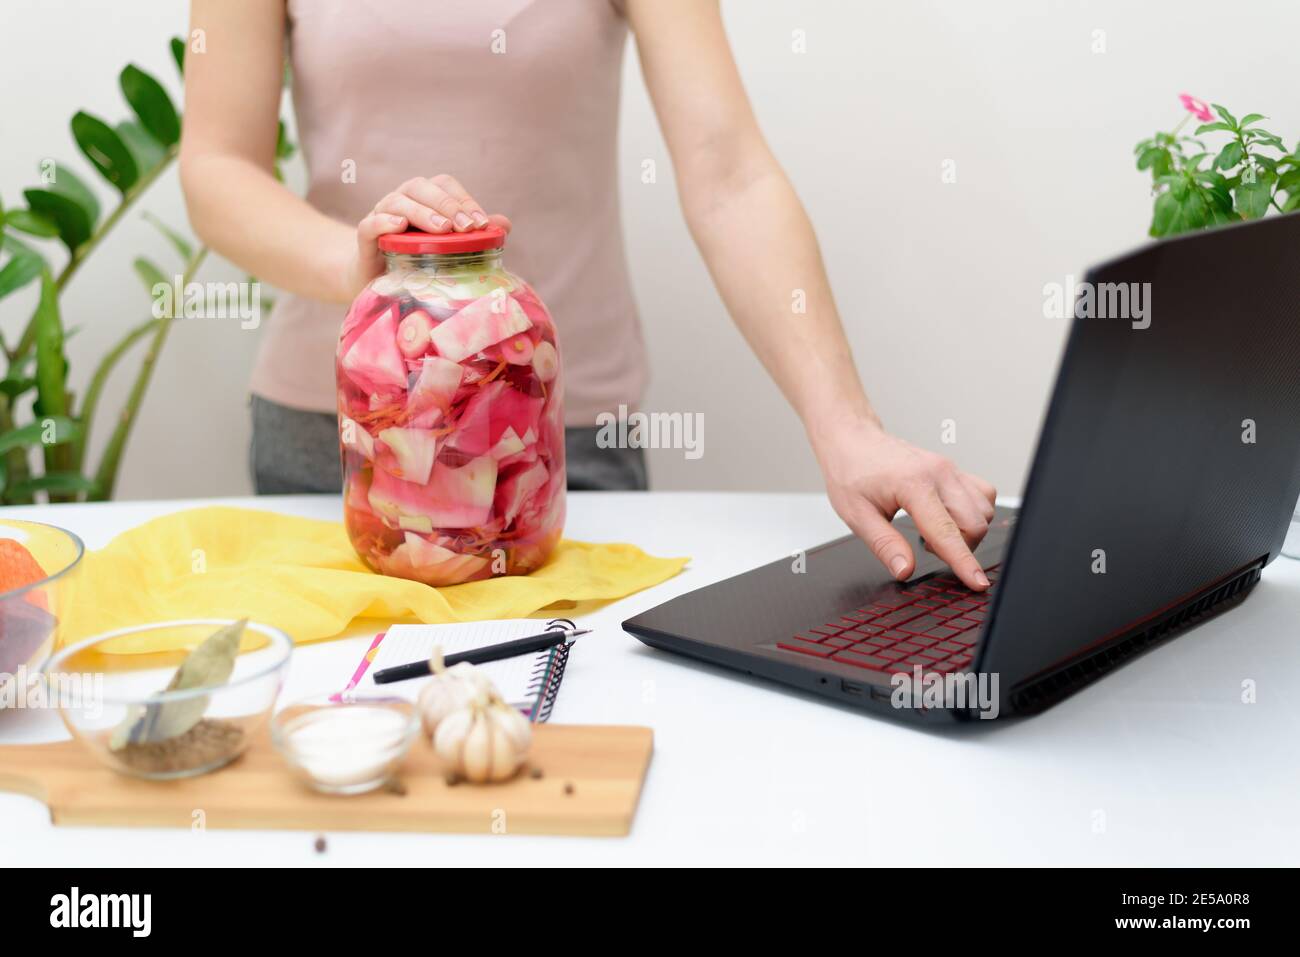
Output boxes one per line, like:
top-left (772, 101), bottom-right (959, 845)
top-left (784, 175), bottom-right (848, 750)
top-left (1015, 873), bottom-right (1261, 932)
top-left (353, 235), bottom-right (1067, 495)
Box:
top-left (0, 519), bottom-right (84, 695)
top-left (336, 226), bottom-right (565, 586)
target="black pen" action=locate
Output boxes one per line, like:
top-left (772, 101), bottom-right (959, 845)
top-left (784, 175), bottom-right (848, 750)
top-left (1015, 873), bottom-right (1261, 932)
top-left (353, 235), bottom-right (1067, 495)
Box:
top-left (371, 627), bottom-right (591, 684)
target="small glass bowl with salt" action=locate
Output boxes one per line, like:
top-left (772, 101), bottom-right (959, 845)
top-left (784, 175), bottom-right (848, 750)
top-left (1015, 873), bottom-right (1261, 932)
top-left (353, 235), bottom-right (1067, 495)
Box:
top-left (271, 693), bottom-right (419, 795)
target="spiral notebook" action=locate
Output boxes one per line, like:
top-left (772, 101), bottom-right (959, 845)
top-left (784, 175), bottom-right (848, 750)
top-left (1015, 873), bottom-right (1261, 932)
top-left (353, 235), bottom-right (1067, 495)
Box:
top-left (342, 618), bottom-right (574, 722)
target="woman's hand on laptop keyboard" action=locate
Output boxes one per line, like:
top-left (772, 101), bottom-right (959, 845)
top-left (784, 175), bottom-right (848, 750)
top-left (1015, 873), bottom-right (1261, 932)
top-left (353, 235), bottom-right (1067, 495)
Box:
top-left (814, 420), bottom-right (996, 591)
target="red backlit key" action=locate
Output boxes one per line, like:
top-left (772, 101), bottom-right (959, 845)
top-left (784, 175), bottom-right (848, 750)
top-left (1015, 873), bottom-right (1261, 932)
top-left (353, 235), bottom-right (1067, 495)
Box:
top-left (777, 638), bottom-right (835, 658)
top-left (899, 615), bottom-right (945, 634)
top-left (925, 625), bottom-right (962, 640)
top-left (831, 650), bottom-right (889, 670)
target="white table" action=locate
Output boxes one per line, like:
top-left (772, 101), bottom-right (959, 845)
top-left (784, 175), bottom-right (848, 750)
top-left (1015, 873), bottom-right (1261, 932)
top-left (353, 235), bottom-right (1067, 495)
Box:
top-left (2, 492), bottom-right (1299, 866)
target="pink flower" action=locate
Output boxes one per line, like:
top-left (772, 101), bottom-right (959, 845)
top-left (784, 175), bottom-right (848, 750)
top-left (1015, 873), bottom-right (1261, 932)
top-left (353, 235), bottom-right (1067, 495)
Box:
top-left (1179, 93), bottom-right (1213, 123)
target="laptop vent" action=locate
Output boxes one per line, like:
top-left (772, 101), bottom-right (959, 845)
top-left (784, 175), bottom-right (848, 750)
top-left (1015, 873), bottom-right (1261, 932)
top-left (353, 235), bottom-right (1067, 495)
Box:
top-left (1008, 558), bottom-right (1265, 714)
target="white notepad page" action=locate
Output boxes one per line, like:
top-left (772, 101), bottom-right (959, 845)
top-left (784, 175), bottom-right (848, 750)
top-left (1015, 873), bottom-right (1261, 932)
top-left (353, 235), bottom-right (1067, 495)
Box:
top-left (359, 620), bottom-right (561, 706)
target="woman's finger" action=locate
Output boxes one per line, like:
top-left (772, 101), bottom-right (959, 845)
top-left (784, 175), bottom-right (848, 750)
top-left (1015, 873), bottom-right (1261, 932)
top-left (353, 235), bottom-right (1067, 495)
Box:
top-left (963, 472), bottom-right (997, 510)
top-left (960, 473), bottom-right (996, 523)
top-left (900, 483), bottom-right (988, 590)
top-left (357, 211), bottom-right (407, 247)
top-left (939, 475), bottom-right (990, 549)
top-left (487, 213), bottom-right (513, 234)
top-left (374, 191), bottom-right (451, 232)
top-left (430, 173), bottom-right (492, 228)
top-left (845, 504), bottom-right (916, 581)
top-left (399, 177), bottom-right (481, 231)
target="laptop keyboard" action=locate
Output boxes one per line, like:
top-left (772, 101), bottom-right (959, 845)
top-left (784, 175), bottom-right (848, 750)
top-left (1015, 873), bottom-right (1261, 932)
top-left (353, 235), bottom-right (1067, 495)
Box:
top-left (776, 565), bottom-right (1000, 675)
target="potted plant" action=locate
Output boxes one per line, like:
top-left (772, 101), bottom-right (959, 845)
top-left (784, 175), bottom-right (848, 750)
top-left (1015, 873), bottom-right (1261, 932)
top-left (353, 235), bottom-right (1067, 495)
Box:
top-left (0, 37), bottom-right (293, 504)
top-left (1135, 93), bottom-right (1300, 236)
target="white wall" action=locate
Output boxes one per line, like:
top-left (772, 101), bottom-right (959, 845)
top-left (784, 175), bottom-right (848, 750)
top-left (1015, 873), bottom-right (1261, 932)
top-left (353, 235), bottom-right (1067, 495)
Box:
top-left (2, 0), bottom-right (1297, 501)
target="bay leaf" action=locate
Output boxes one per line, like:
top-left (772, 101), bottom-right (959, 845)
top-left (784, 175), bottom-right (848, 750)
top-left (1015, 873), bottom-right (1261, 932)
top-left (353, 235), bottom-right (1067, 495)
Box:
top-left (109, 619), bottom-right (247, 750)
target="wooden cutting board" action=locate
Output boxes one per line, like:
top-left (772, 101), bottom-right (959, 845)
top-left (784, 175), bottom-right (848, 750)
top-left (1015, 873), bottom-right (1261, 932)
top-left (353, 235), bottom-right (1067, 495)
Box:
top-left (0, 724), bottom-right (653, 837)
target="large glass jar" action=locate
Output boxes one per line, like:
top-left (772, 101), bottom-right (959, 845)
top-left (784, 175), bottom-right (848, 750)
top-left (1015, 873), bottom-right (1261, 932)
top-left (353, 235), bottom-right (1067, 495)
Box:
top-left (336, 226), bottom-right (565, 586)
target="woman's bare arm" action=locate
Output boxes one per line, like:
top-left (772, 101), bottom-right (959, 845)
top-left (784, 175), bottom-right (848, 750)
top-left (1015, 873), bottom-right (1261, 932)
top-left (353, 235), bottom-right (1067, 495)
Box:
top-left (626, 0), bottom-right (996, 589)
top-left (180, 0), bottom-right (502, 304)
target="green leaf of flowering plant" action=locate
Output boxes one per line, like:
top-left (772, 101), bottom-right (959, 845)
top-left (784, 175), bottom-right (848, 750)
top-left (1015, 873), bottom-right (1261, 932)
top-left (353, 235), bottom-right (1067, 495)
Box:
top-left (1238, 114), bottom-right (1266, 128)
top-left (1137, 146), bottom-right (1169, 174)
top-left (1151, 179), bottom-right (1221, 237)
top-left (1195, 122), bottom-right (1235, 135)
top-left (1234, 180), bottom-right (1271, 219)
top-left (1248, 132), bottom-right (1287, 152)
top-left (1214, 141), bottom-right (1244, 170)
top-left (171, 36), bottom-right (186, 76)
top-left (1211, 104), bottom-right (1238, 129)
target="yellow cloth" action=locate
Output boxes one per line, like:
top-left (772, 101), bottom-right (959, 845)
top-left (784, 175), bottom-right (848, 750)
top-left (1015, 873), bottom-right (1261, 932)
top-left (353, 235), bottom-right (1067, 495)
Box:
top-left (53, 506), bottom-right (687, 653)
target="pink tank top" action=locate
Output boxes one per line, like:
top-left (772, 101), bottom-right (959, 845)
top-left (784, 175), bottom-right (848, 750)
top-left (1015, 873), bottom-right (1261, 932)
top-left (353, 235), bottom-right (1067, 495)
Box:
top-left (250, 0), bottom-right (647, 425)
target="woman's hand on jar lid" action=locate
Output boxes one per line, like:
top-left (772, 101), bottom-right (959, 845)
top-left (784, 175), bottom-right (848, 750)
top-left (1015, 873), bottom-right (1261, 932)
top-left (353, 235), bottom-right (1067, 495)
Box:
top-left (371, 174), bottom-right (509, 234)
top-left (348, 174), bottom-right (513, 297)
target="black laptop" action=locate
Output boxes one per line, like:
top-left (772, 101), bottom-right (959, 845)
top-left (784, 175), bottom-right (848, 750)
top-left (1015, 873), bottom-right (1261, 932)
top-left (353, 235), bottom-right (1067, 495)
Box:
top-left (624, 214), bottom-right (1300, 722)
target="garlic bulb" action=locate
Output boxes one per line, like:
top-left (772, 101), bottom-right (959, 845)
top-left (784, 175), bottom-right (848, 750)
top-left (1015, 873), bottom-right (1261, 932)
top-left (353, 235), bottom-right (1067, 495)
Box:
top-left (416, 657), bottom-right (496, 738)
top-left (434, 695), bottom-right (533, 783)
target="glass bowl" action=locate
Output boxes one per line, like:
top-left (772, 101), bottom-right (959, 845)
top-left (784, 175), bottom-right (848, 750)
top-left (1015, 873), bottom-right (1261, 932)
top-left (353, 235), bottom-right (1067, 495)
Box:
top-left (272, 693), bottom-right (419, 795)
top-left (0, 519), bottom-right (84, 691)
top-left (42, 619), bottom-right (293, 780)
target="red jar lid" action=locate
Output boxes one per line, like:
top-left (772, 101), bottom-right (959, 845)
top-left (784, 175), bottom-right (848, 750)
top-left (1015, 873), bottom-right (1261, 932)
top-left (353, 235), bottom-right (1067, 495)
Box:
top-left (378, 225), bottom-right (506, 255)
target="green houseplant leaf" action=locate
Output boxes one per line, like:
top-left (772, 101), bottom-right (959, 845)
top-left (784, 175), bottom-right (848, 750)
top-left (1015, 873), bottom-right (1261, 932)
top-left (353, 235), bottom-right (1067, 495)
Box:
top-left (141, 211), bottom-right (193, 261)
top-left (22, 189), bottom-right (93, 252)
top-left (33, 270), bottom-right (69, 418)
top-left (45, 161), bottom-right (101, 226)
top-left (120, 64), bottom-right (181, 147)
top-left (4, 208), bottom-right (59, 238)
top-left (0, 237), bottom-right (45, 301)
top-left (0, 417), bottom-right (81, 456)
top-left (132, 256), bottom-right (168, 298)
top-left (170, 36), bottom-right (186, 76)
top-left (0, 375), bottom-right (36, 400)
top-left (71, 111), bottom-right (139, 194)
top-left (116, 120), bottom-right (166, 174)
top-left (4, 472), bottom-right (99, 499)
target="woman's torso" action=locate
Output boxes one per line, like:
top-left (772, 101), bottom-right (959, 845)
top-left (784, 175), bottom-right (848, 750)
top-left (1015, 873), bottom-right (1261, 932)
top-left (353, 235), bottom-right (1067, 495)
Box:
top-left (250, 0), bottom-right (646, 424)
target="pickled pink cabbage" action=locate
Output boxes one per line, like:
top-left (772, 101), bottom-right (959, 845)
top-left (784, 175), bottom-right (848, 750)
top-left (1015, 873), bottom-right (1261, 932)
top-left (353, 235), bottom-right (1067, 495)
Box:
top-left (338, 274), bottom-right (565, 585)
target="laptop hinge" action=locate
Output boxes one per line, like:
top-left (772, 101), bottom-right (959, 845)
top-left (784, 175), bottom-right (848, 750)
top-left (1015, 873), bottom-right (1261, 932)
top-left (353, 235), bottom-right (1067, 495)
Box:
top-left (1008, 557), bottom-right (1266, 714)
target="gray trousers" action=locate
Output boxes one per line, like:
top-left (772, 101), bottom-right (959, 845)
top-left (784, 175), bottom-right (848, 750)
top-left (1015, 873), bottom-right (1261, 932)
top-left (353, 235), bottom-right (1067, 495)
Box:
top-left (250, 395), bottom-right (647, 494)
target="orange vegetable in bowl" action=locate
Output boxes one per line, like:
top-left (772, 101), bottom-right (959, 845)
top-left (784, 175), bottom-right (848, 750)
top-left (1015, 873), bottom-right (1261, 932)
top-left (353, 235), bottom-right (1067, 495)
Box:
top-left (0, 539), bottom-right (48, 610)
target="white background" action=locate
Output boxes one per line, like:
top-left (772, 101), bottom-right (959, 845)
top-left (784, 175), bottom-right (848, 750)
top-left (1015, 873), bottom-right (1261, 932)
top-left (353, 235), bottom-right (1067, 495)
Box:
top-left (1, 0), bottom-right (1297, 499)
